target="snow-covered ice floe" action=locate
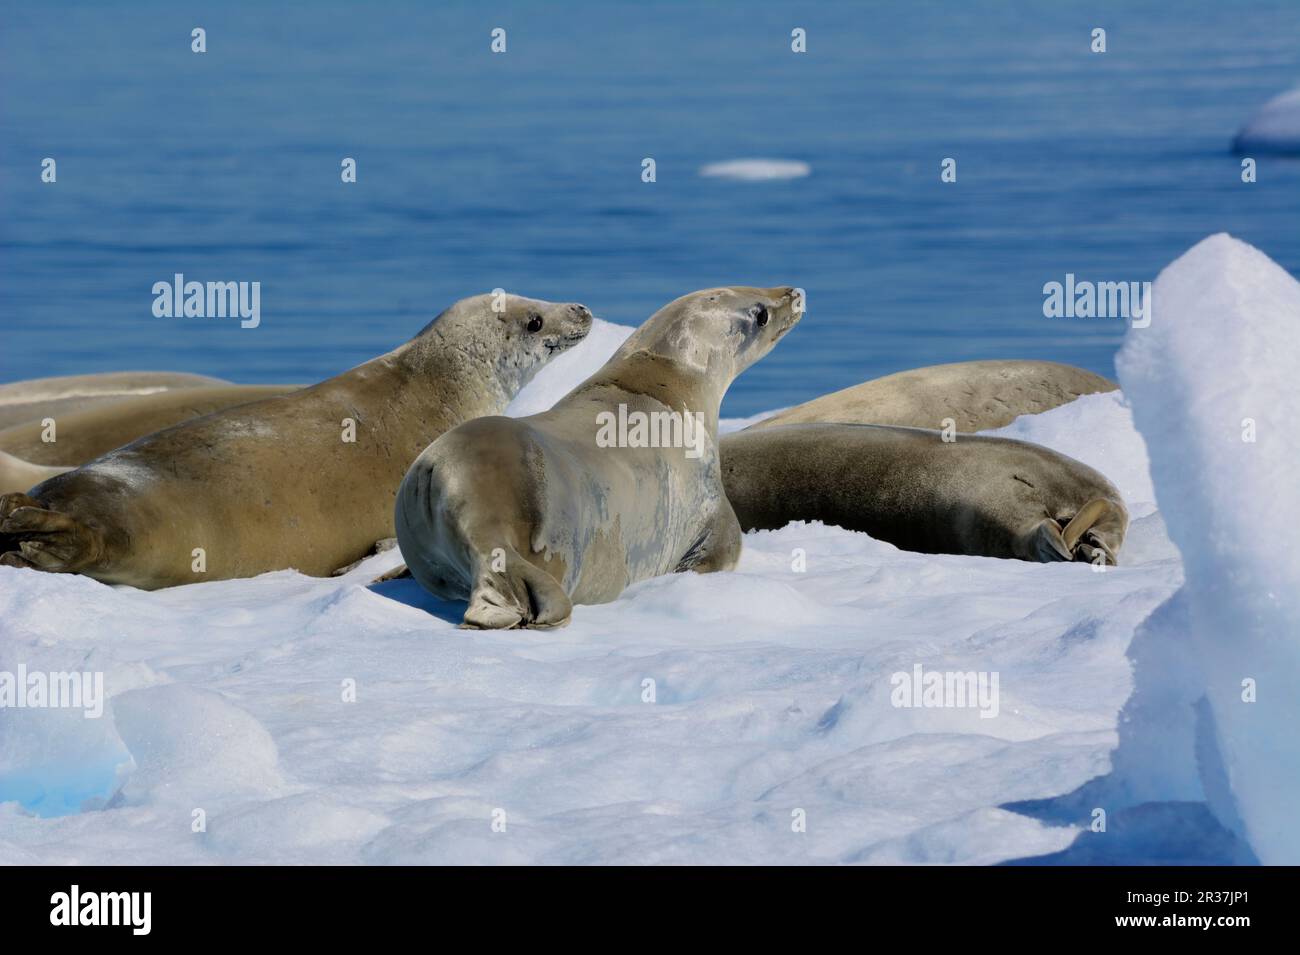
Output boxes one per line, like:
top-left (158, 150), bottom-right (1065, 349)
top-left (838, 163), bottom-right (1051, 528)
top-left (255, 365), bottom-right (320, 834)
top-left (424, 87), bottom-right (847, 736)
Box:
top-left (1233, 86), bottom-right (1300, 154)
top-left (699, 159), bottom-right (811, 181)
top-left (0, 234), bottom-right (1294, 864)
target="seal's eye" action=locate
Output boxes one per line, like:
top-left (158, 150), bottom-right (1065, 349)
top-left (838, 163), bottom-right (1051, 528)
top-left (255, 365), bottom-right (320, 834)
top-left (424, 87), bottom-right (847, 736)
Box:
top-left (526, 314), bottom-right (544, 333)
top-left (752, 304), bottom-right (769, 327)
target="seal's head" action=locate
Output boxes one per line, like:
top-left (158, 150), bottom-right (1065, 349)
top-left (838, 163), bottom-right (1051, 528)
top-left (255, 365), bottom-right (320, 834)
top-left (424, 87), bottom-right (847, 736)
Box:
top-left (615, 286), bottom-right (803, 386)
top-left (418, 292), bottom-right (593, 397)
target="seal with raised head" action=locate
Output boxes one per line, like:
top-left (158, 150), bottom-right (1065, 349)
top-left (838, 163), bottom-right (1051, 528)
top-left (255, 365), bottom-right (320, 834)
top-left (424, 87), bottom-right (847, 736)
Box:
top-left (395, 286), bottom-right (803, 629)
top-left (0, 294), bottom-right (593, 588)
top-left (750, 359), bottom-right (1116, 433)
top-left (719, 422), bottom-right (1128, 564)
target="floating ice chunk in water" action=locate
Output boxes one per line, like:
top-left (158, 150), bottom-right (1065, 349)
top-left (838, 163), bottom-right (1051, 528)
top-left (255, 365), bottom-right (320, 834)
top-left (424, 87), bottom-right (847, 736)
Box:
top-left (699, 159), bottom-right (811, 181)
top-left (1233, 87), bottom-right (1300, 154)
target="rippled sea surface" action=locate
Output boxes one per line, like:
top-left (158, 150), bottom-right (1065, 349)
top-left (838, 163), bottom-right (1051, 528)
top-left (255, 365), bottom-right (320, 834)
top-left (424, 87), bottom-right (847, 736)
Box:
top-left (3, 0), bottom-right (1298, 414)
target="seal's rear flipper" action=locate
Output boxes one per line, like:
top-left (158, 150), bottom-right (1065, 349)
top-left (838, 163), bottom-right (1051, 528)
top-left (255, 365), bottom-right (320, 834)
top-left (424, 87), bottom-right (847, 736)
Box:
top-left (0, 493), bottom-right (104, 574)
top-left (1029, 518), bottom-right (1074, 562)
top-left (1028, 499), bottom-right (1124, 566)
top-left (1061, 498), bottom-right (1124, 566)
top-left (461, 547), bottom-right (572, 630)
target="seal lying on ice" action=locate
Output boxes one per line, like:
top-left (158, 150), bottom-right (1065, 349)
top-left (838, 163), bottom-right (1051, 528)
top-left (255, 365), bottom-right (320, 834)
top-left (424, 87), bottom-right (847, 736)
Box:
top-left (0, 294), bottom-right (592, 588)
top-left (749, 360), bottom-right (1116, 433)
top-left (394, 286), bottom-right (803, 628)
top-left (719, 422), bottom-right (1128, 565)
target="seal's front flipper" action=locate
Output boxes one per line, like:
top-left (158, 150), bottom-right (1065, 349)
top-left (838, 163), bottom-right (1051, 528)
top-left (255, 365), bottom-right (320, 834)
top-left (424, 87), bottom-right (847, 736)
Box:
top-left (0, 493), bottom-right (104, 574)
top-left (461, 547), bottom-right (572, 630)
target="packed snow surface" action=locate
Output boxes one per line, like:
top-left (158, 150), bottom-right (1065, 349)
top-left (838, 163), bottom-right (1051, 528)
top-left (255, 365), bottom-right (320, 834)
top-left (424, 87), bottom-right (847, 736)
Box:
top-left (3, 235), bottom-right (1294, 864)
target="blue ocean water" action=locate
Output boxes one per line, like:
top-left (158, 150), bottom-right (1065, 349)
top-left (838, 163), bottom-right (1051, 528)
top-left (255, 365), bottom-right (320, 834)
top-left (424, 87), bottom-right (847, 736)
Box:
top-left (2, 1), bottom-right (1298, 416)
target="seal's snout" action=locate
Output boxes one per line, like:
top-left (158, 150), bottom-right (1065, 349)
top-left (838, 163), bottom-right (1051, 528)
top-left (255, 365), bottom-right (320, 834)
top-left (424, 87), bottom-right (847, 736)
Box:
top-left (551, 302), bottom-right (593, 350)
top-left (568, 303), bottom-right (594, 334)
top-left (770, 286), bottom-right (804, 336)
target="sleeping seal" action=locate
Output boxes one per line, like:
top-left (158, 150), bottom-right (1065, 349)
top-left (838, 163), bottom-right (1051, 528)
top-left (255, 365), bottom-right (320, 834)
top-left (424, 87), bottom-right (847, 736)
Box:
top-left (395, 286), bottom-right (803, 629)
top-left (750, 360), bottom-right (1116, 432)
top-left (0, 371), bottom-right (231, 430)
top-left (0, 294), bottom-right (592, 588)
top-left (719, 423), bottom-right (1127, 564)
top-left (0, 384), bottom-right (302, 467)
